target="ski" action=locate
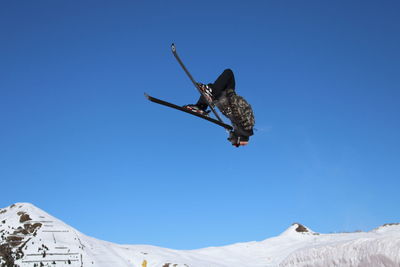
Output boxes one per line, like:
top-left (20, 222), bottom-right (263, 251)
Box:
top-left (171, 43), bottom-right (226, 125)
top-left (145, 93), bottom-right (233, 131)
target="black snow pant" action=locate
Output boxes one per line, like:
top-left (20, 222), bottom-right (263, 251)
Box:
top-left (196, 69), bottom-right (236, 110)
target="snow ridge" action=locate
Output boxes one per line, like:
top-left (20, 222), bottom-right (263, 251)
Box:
top-left (1, 203), bottom-right (399, 267)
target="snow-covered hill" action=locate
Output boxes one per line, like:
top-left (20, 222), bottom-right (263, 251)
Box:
top-left (0, 203), bottom-right (399, 267)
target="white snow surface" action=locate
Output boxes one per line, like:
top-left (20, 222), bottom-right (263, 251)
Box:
top-left (0, 203), bottom-right (399, 267)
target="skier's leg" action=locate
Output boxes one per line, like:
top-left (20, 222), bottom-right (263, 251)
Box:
top-left (196, 96), bottom-right (209, 110)
top-left (211, 69), bottom-right (236, 98)
top-left (196, 69), bottom-right (236, 109)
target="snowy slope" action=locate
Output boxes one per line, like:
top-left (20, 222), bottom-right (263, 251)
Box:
top-left (1, 203), bottom-right (399, 267)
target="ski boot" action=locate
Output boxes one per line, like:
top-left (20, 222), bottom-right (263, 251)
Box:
top-left (197, 83), bottom-right (214, 104)
top-left (182, 104), bottom-right (210, 116)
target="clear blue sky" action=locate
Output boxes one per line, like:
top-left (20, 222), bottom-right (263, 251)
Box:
top-left (1, 0), bottom-right (399, 249)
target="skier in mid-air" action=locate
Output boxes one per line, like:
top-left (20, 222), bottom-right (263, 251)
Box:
top-left (183, 69), bottom-right (255, 147)
top-left (146, 44), bottom-right (255, 147)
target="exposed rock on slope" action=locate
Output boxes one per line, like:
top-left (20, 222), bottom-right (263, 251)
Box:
top-left (1, 203), bottom-right (399, 267)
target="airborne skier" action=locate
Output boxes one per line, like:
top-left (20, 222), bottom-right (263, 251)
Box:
top-left (183, 69), bottom-right (255, 147)
top-left (146, 44), bottom-right (255, 147)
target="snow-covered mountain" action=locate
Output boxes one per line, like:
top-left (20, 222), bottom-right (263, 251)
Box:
top-left (1, 203), bottom-right (399, 267)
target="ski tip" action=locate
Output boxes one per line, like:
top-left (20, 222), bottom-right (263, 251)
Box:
top-left (144, 92), bottom-right (150, 99)
top-left (171, 43), bottom-right (176, 52)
